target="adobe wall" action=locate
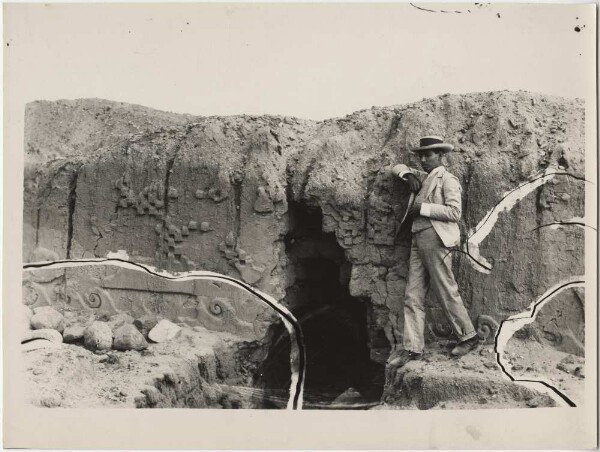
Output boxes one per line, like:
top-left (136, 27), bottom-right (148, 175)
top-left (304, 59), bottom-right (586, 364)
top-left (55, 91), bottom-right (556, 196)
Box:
top-left (22, 92), bottom-right (585, 354)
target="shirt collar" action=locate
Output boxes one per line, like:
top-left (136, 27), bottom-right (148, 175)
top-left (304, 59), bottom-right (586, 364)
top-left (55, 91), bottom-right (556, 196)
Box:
top-left (426, 165), bottom-right (445, 179)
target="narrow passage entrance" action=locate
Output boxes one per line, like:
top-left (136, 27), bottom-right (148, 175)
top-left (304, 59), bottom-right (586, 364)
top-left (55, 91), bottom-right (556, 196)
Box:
top-left (256, 201), bottom-right (384, 409)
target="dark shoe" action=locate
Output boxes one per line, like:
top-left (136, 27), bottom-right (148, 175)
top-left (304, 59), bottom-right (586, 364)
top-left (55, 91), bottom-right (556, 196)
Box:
top-left (388, 350), bottom-right (423, 368)
top-left (450, 335), bottom-right (480, 357)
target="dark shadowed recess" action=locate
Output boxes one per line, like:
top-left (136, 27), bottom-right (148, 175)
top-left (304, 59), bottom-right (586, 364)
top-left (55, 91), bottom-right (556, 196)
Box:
top-left (254, 201), bottom-right (385, 409)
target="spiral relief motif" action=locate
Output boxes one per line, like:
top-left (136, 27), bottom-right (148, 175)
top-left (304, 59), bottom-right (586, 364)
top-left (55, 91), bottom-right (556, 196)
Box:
top-left (209, 298), bottom-right (225, 316)
top-left (476, 315), bottom-right (500, 344)
top-left (87, 292), bottom-right (102, 309)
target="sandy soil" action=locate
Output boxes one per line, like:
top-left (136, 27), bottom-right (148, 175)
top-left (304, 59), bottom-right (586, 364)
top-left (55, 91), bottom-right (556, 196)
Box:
top-left (382, 338), bottom-right (584, 410)
top-left (22, 327), bottom-right (584, 410)
top-left (504, 336), bottom-right (585, 406)
top-left (22, 326), bottom-right (257, 408)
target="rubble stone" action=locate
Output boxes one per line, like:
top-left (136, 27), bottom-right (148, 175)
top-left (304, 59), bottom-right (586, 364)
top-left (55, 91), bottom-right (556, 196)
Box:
top-left (113, 324), bottom-right (148, 351)
top-left (30, 306), bottom-right (65, 333)
top-left (83, 321), bottom-right (113, 351)
top-left (22, 328), bottom-right (64, 344)
top-left (133, 314), bottom-right (160, 338)
top-left (63, 325), bottom-right (86, 343)
top-left (148, 319), bottom-right (181, 343)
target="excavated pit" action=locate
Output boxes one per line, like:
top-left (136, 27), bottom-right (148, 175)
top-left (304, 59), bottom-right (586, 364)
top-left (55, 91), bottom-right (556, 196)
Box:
top-left (256, 201), bottom-right (385, 409)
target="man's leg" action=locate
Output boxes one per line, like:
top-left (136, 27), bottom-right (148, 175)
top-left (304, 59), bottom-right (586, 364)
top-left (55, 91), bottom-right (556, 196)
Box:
top-left (402, 236), bottom-right (429, 354)
top-left (417, 228), bottom-right (477, 344)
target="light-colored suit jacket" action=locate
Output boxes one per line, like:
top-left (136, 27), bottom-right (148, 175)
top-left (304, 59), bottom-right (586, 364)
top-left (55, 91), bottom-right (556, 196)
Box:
top-left (392, 164), bottom-right (462, 248)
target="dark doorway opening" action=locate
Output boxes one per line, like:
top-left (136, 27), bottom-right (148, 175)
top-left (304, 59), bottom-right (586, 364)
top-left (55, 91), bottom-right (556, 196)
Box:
top-left (255, 201), bottom-right (385, 409)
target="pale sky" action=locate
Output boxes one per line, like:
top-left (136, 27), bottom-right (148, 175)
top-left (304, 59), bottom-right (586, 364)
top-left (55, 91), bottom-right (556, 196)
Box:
top-left (4, 3), bottom-right (595, 120)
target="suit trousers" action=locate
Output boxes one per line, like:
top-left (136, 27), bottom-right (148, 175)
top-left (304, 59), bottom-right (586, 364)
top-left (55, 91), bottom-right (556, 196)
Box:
top-left (403, 227), bottom-right (476, 353)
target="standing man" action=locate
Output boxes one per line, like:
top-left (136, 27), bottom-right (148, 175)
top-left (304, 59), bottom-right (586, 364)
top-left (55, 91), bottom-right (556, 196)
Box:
top-left (389, 136), bottom-right (479, 367)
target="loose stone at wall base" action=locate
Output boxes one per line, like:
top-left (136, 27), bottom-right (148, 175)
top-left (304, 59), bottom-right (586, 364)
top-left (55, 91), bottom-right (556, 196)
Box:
top-left (30, 306), bottom-right (65, 333)
top-left (22, 328), bottom-right (64, 344)
top-left (63, 325), bottom-right (86, 342)
top-left (113, 324), bottom-right (148, 351)
top-left (148, 319), bottom-right (181, 343)
top-left (133, 314), bottom-right (160, 339)
top-left (83, 321), bottom-right (113, 351)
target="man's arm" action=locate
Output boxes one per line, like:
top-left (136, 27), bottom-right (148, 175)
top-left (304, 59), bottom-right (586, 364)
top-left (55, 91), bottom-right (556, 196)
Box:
top-left (391, 164), bottom-right (427, 194)
top-left (419, 174), bottom-right (462, 223)
top-left (391, 164), bottom-right (428, 181)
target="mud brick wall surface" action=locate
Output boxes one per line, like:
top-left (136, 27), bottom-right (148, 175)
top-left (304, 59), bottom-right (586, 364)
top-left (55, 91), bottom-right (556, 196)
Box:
top-left (23, 92), bottom-right (585, 351)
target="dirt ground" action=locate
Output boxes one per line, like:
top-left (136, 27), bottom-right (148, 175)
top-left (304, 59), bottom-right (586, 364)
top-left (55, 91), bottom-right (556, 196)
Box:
top-left (381, 338), bottom-right (584, 410)
top-left (23, 326), bottom-right (259, 409)
top-left (504, 336), bottom-right (585, 406)
top-left (22, 325), bottom-right (583, 410)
